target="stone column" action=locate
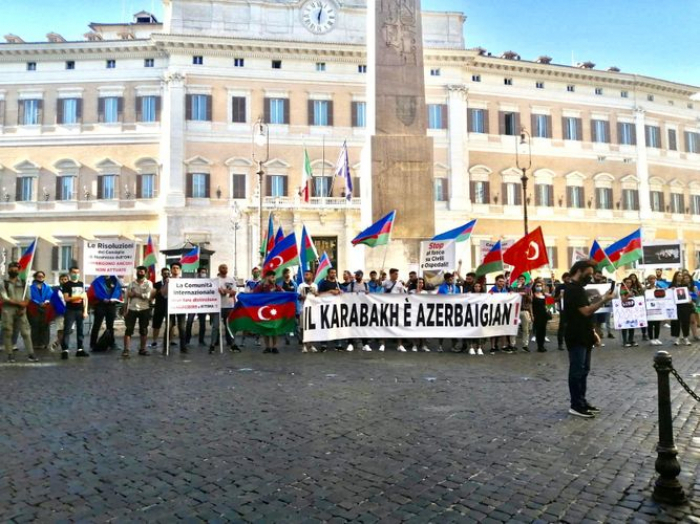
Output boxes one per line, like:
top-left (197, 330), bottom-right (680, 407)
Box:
top-left (446, 85), bottom-right (469, 211)
top-left (160, 71), bottom-right (186, 209)
top-left (635, 107), bottom-right (652, 220)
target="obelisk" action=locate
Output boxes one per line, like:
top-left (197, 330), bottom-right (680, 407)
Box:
top-left (364, 0), bottom-right (435, 268)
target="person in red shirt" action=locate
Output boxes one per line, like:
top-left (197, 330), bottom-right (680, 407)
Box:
top-left (253, 270), bottom-right (283, 353)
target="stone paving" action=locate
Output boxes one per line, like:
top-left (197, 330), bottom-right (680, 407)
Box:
top-left (1, 329), bottom-right (699, 523)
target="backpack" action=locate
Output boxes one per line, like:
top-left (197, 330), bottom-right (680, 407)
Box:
top-left (94, 329), bottom-right (115, 351)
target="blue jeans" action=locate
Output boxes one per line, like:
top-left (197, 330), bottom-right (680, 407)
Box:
top-left (568, 344), bottom-right (592, 411)
top-left (62, 308), bottom-right (85, 351)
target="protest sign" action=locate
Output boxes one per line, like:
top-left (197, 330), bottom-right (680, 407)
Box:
top-left (640, 241), bottom-right (682, 269)
top-left (480, 239), bottom-right (515, 263)
top-left (302, 293), bottom-right (521, 342)
top-left (645, 289), bottom-right (677, 321)
top-left (584, 284), bottom-right (612, 314)
top-left (612, 296), bottom-right (648, 329)
top-left (167, 278), bottom-right (222, 315)
top-left (420, 240), bottom-right (456, 272)
top-left (83, 240), bottom-right (136, 276)
top-left (673, 286), bottom-right (691, 304)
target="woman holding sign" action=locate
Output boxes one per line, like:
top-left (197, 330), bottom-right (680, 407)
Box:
top-left (670, 272), bottom-right (693, 346)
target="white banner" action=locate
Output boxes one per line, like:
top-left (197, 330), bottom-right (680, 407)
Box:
top-left (83, 240), bottom-right (136, 276)
top-left (167, 278), bottom-right (222, 315)
top-left (612, 296), bottom-right (648, 329)
top-left (301, 293), bottom-right (521, 342)
top-left (645, 289), bottom-right (678, 321)
top-left (419, 240), bottom-right (456, 272)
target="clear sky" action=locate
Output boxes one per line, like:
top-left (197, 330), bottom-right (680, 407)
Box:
top-left (1, 0), bottom-right (698, 87)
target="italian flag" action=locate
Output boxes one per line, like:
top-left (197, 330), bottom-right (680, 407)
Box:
top-left (228, 292), bottom-right (297, 336)
top-left (476, 241), bottom-right (504, 277)
top-left (301, 148), bottom-right (312, 203)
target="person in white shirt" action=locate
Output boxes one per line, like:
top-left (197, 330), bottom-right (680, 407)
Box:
top-left (346, 270), bottom-right (373, 352)
top-left (210, 264), bottom-right (238, 354)
top-left (297, 270), bottom-right (318, 353)
top-left (379, 268), bottom-right (406, 352)
top-left (123, 266), bottom-right (153, 357)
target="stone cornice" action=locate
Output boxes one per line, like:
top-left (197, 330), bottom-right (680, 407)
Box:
top-left (0, 39), bottom-right (162, 61)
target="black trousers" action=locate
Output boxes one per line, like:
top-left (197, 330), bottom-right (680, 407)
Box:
top-left (166, 314), bottom-right (187, 349)
top-left (647, 321), bottom-right (661, 339)
top-left (557, 314), bottom-right (567, 346)
top-left (671, 304), bottom-right (693, 338)
top-left (622, 329), bottom-right (635, 344)
top-left (186, 313), bottom-right (207, 344)
top-left (534, 318), bottom-right (548, 349)
top-left (91, 303), bottom-right (117, 349)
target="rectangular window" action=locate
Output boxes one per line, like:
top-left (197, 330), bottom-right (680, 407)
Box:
top-left (567, 186), bottom-right (584, 208)
top-left (231, 96), bottom-right (246, 123)
top-left (27, 62), bottom-right (37, 71)
top-left (191, 173), bottom-right (208, 198)
top-left (591, 119), bottom-right (608, 143)
top-left (503, 182), bottom-right (522, 206)
top-left (430, 68), bottom-right (441, 76)
top-left (272, 60), bottom-right (282, 69)
top-left (500, 111), bottom-right (519, 136)
top-left (595, 87), bottom-right (603, 95)
top-left (310, 100), bottom-right (332, 126)
top-left (622, 188), bottom-right (639, 211)
top-left (645, 125), bottom-right (661, 148)
top-left (535, 183), bottom-right (553, 207)
top-left (504, 78), bottom-right (513, 85)
top-left (671, 193), bottom-right (685, 214)
top-left (621, 90), bottom-right (629, 98)
top-left (358, 64), bottom-right (367, 73)
top-left (316, 62), bottom-right (326, 72)
top-left (60, 246), bottom-right (73, 271)
top-left (533, 114), bottom-right (549, 138)
top-left (20, 99), bottom-right (42, 125)
top-left (563, 117), bottom-right (581, 141)
top-left (58, 176), bottom-right (75, 201)
top-left (434, 179), bottom-right (447, 202)
top-left (106, 59), bottom-right (116, 69)
top-left (232, 174), bottom-right (246, 199)
top-left (234, 58), bottom-right (245, 67)
top-left (668, 129), bottom-right (677, 151)
top-left (188, 94), bottom-right (211, 121)
top-left (685, 131), bottom-right (700, 153)
top-left (144, 58), bottom-right (154, 68)
top-left (266, 98), bottom-right (288, 124)
top-left (139, 174), bottom-right (156, 199)
top-left (100, 96), bottom-right (122, 123)
top-left (647, 94), bottom-right (654, 102)
top-left (471, 181), bottom-right (490, 204)
top-left (139, 95), bottom-right (160, 123)
top-left (352, 101), bottom-right (366, 128)
top-left (471, 74), bottom-right (481, 82)
top-left (66, 61), bottom-right (75, 70)
top-left (650, 190), bottom-right (664, 212)
top-left (428, 104), bottom-right (447, 129)
top-left (17, 177), bottom-right (33, 201)
top-left (100, 175), bottom-right (117, 200)
top-left (618, 122), bottom-right (635, 145)
top-left (59, 98), bottom-right (81, 125)
top-left (193, 56), bottom-right (203, 65)
top-left (691, 194), bottom-right (700, 215)
top-left (567, 85), bottom-right (575, 92)
top-left (535, 81), bottom-right (544, 89)
top-left (596, 187), bottom-right (612, 210)
top-left (313, 176), bottom-right (332, 198)
top-left (267, 175), bottom-right (287, 197)
top-left (469, 108), bottom-right (487, 133)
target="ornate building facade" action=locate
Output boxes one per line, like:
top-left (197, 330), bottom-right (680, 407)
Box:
top-left (0, 0), bottom-right (698, 280)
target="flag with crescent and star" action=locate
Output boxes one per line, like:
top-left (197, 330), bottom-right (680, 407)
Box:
top-left (605, 228), bottom-right (642, 269)
top-left (262, 232), bottom-right (299, 279)
top-left (502, 227), bottom-right (549, 282)
top-left (228, 292), bottom-right (297, 336)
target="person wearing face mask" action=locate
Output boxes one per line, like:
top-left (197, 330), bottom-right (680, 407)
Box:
top-left (27, 270), bottom-right (53, 350)
top-left (61, 265), bottom-right (89, 359)
top-left (1, 262), bottom-right (38, 362)
top-left (122, 266), bottom-right (154, 357)
top-left (161, 262), bottom-right (188, 354)
top-left (563, 260), bottom-right (614, 418)
top-left (531, 279), bottom-right (550, 352)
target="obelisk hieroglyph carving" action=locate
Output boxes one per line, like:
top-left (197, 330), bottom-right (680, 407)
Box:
top-left (366, 0), bottom-right (435, 263)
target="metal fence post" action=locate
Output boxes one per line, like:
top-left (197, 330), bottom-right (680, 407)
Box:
top-left (652, 350), bottom-right (687, 505)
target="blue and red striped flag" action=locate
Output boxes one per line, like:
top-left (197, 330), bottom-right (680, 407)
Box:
top-left (18, 239), bottom-right (37, 281)
top-left (179, 246), bottom-right (200, 272)
top-left (432, 219), bottom-right (477, 243)
top-left (590, 239), bottom-right (614, 271)
top-left (351, 210), bottom-right (396, 248)
top-left (605, 229), bottom-right (642, 269)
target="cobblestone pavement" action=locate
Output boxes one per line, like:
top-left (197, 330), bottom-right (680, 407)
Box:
top-left (1, 329), bottom-right (699, 523)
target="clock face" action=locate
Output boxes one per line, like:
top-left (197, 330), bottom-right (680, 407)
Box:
top-left (301, 0), bottom-right (337, 34)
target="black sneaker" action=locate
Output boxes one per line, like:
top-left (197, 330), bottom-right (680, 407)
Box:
top-left (569, 407), bottom-right (595, 418)
top-left (27, 355), bottom-right (39, 363)
top-left (271, 347), bottom-right (279, 354)
top-left (263, 348), bottom-right (272, 354)
top-left (7, 353), bottom-right (16, 363)
top-left (631, 341), bottom-right (639, 347)
top-left (585, 403), bottom-right (601, 413)
top-left (180, 347), bottom-right (189, 354)
top-left (138, 350), bottom-right (150, 356)
top-left (607, 333), bottom-right (615, 339)
top-left (489, 348), bottom-right (497, 355)
top-left (61, 350), bottom-right (69, 360)
top-left (229, 345), bottom-right (241, 353)
top-left (319, 346), bottom-right (327, 352)
top-left (149, 342), bottom-right (158, 349)
top-left (76, 350), bottom-right (90, 358)
top-left (522, 346), bottom-right (530, 353)
top-left (209, 345), bottom-right (216, 354)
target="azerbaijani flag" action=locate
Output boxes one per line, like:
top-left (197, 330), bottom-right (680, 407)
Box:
top-left (314, 252), bottom-right (332, 285)
top-left (87, 275), bottom-right (122, 306)
top-left (476, 241), bottom-right (504, 277)
top-left (351, 210), bottom-right (396, 247)
top-left (263, 213), bottom-right (275, 257)
top-left (180, 246), bottom-right (200, 272)
top-left (431, 219), bottom-right (477, 243)
top-left (590, 239), bottom-right (614, 271)
top-left (300, 225), bottom-right (318, 272)
top-left (301, 148), bottom-right (312, 202)
top-left (46, 287), bottom-right (67, 322)
top-left (143, 234), bottom-right (158, 283)
top-left (18, 239), bottom-right (37, 281)
top-left (228, 292), bottom-right (297, 336)
top-left (275, 225), bottom-right (284, 246)
top-left (605, 229), bottom-right (642, 269)
top-left (263, 232), bottom-right (299, 279)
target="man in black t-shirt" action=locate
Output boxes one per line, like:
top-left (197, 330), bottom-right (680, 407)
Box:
top-left (150, 267), bottom-right (170, 348)
top-left (563, 260), bottom-right (614, 418)
top-left (61, 266), bottom-right (89, 359)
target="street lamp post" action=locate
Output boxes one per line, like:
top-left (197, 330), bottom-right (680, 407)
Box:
top-left (231, 201), bottom-right (241, 279)
top-left (515, 128), bottom-right (532, 236)
top-left (251, 117), bottom-right (270, 266)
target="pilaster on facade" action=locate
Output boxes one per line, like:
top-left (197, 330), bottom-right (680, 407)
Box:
top-left (634, 106), bottom-right (652, 220)
top-left (446, 84), bottom-right (470, 211)
top-left (160, 70), bottom-right (186, 213)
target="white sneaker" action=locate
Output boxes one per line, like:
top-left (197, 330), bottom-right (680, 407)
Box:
top-left (362, 344), bottom-right (372, 352)
top-left (684, 337), bottom-right (691, 346)
top-left (531, 336), bottom-right (536, 342)
top-left (411, 345), bottom-right (418, 352)
top-left (310, 346), bottom-right (318, 352)
top-left (397, 345), bottom-right (407, 352)
top-left (477, 347), bottom-right (484, 355)
top-left (545, 337), bottom-right (551, 342)
top-left (599, 343), bottom-right (605, 347)
top-left (421, 345), bottom-right (430, 352)
top-left (346, 344), bottom-right (354, 352)
top-left (674, 338), bottom-right (681, 346)
top-left (301, 347), bottom-right (308, 353)
top-left (469, 347), bottom-right (476, 355)
top-left (664, 323), bottom-right (671, 328)
top-left (378, 344), bottom-right (385, 352)
top-left (437, 346), bottom-right (444, 352)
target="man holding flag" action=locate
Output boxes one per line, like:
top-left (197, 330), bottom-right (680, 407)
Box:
top-left (1, 261), bottom-right (38, 362)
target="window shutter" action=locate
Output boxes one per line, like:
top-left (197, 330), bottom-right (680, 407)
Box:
top-left (15, 179), bottom-right (21, 201)
top-left (265, 176), bottom-right (272, 197)
top-left (467, 108), bottom-right (473, 132)
top-left (660, 192), bottom-right (666, 212)
top-left (51, 246), bottom-right (59, 271)
top-left (17, 100), bottom-right (25, 124)
top-left (567, 247), bottom-right (574, 266)
top-left (308, 100), bottom-right (315, 125)
top-left (283, 98), bottom-right (290, 124)
top-left (668, 129), bottom-right (677, 151)
top-left (204, 174), bottom-right (211, 198)
top-left (515, 184), bottom-right (522, 205)
top-left (353, 176), bottom-right (361, 197)
top-left (136, 175), bottom-right (143, 198)
top-left (616, 122), bottom-right (623, 144)
top-left (117, 97), bottom-right (123, 122)
top-left (351, 102), bottom-right (358, 127)
top-left (604, 121), bottom-right (610, 144)
top-left (185, 94), bottom-right (192, 120)
top-left (282, 175), bottom-right (288, 196)
top-left (546, 115), bottom-right (552, 138)
top-left (633, 190), bottom-right (640, 211)
top-left (441, 104), bottom-right (448, 129)
top-left (530, 114), bottom-right (537, 137)
top-left (580, 187), bottom-right (585, 208)
top-left (631, 127), bottom-right (637, 145)
top-left (575, 118), bottom-right (582, 141)
top-left (36, 99), bottom-right (43, 125)
top-left (56, 99), bottom-right (64, 124)
top-left (98, 97), bottom-right (105, 123)
top-left (551, 247), bottom-right (558, 267)
top-left (501, 183), bottom-right (508, 204)
top-left (135, 96), bottom-right (143, 121)
top-left (97, 176), bottom-right (104, 200)
top-left (205, 95), bottom-right (212, 121)
top-left (566, 186), bottom-right (572, 207)
top-left (483, 109), bottom-right (490, 134)
top-left (469, 181), bottom-right (475, 203)
top-left (562, 117), bottom-right (569, 140)
top-left (483, 181), bottom-right (490, 203)
top-left (56, 176), bottom-right (63, 201)
top-left (498, 111), bottom-right (505, 135)
top-left (513, 112), bottom-right (520, 135)
top-left (327, 101), bottom-right (334, 127)
top-left (548, 185), bottom-right (554, 207)
top-left (186, 174), bottom-right (193, 198)
top-left (263, 97), bottom-right (270, 123)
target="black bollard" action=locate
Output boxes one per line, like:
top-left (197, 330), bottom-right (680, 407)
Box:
top-left (652, 350), bottom-right (687, 505)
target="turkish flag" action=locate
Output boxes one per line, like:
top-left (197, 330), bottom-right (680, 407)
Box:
top-left (503, 226), bottom-right (549, 281)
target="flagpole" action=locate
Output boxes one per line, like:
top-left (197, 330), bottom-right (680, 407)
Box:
top-left (379, 227), bottom-right (392, 277)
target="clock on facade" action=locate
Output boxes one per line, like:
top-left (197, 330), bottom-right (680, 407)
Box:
top-left (301, 0), bottom-right (338, 34)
